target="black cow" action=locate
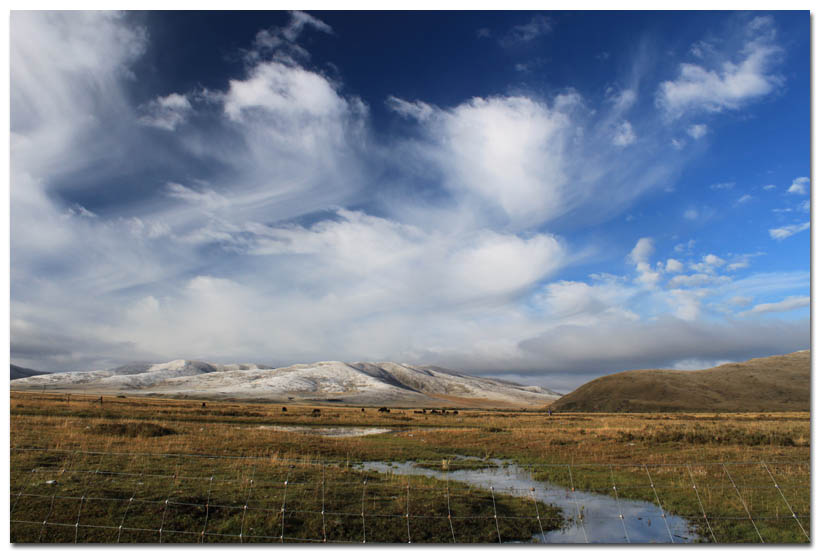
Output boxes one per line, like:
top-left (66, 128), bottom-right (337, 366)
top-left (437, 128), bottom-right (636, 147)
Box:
top-left (311, 408), bottom-right (321, 417)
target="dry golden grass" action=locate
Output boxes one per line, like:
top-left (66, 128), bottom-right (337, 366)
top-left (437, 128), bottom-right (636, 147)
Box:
top-left (552, 350), bottom-right (810, 412)
top-left (10, 392), bottom-right (810, 543)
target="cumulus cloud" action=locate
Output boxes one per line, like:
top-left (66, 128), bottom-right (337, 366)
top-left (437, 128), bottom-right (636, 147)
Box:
top-left (690, 253), bottom-right (725, 273)
top-left (386, 94), bottom-right (577, 226)
top-left (665, 258), bottom-right (684, 273)
top-left (629, 237), bottom-right (654, 264)
top-left (628, 238), bottom-right (661, 287)
top-left (769, 222), bottom-right (810, 240)
top-left (787, 176), bottom-right (809, 195)
top-left (656, 16), bottom-right (783, 118)
top-left (711, 181), bottom-right (734, 190)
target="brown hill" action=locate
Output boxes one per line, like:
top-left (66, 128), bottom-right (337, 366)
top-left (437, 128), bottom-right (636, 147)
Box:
top-left (551, 350), bottom-right (810, 413)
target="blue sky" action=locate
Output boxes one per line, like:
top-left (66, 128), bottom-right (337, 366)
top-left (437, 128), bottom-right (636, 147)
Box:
top-left (9, 11), bottom-right (810, 391)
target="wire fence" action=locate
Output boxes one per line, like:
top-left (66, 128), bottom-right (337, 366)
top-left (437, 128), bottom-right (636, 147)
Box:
top-left (9, 447), bottom-right (810, 544)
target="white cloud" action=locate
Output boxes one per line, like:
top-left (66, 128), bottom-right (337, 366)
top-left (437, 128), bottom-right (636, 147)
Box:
top-left (787, 176), bottom-right (809, 195)
top-left (387, 94), bottom-right (577, 226)
top-left (740, 296), bottom-right (810, 316)
top-left (138, 92), bottom-right (192, 130)
top-left (728, 296), bottom-right (752, 306)
top-left (769, 222), bottom-right (810, 240)
top-left (687, 123), bottom-right (708, 139)
top-left (710, 181), bottom-right (734, 190)
top-left (629, 237), bottom-right (654, 264)
top-left (500, 15), bottom-right (553, 46)
top-left (668, 273), bottom-right (731, 289)
top-left (726, 255), bottom-right (754, 271)
top-left (665, 258), bottom-right (684, 272)
top-left (628, 238), bottom-right (661, 288)
top-left (251, 11), bottom-right (332, 61)
top-left (656, 17), bottom-right (782, 118)
top-left (606, 88), bottom-right (637, 112)
top-left (674, 239), bottom-right (696, 254)
top-left (612, 120), bottom-right (636, 146)
top-left (223, 61), bottom-right (352, 123)
top-left (763, 184), bottom-right (776, 191)
top-left (66, 204), bottom-right (97, 218)
top-left (166, 182), bottom-right (229, 210)
top-left (684, 208), bottom-right (699, 220)
top-left (689, 253), bottom-right (725, 273)
top-left (735, 194), bottom-right (753, 205)
top-left (385, 96), bottom-right (435, 121)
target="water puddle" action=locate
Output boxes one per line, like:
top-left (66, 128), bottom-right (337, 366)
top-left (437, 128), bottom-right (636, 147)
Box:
top-left (357, 458), bottom-right (698, 543)
top-left (259, 425), bottom-right (393, 438)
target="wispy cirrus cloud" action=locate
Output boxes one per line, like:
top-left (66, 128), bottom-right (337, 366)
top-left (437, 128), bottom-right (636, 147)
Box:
top-left (138, 93), bottom-right (192, 131)
top-left (740, 295), bottom-right (810, 316)
top-left (500, 15), bottom-right (553, 47)
top-left (769, 222), bottom-right (810, 240)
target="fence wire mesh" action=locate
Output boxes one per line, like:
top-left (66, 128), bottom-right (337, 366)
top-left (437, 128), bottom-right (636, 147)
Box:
top-left (9, 446), bottom-right (810, 544)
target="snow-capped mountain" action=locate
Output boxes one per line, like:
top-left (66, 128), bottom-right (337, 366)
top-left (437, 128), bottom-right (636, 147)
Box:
top-left (10, 359), bottom-right (560, 407)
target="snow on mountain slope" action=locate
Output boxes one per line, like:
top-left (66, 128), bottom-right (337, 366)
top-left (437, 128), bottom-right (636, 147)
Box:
top-left (10, 360), bottom-right (273, 390)
top-left (10, 359), bottom-right (560, 407)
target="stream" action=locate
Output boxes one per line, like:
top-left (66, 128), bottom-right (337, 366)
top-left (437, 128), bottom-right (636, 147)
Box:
top-left (357, 458), bottom-right (699, 543)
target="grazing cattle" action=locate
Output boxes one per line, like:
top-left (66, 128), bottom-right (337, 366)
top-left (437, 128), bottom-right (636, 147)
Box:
top-left (413, 410), bottom-right (424, 414)
top-left (452, 410), bottom-right (459, 415)
top-left (311, 408), bottom-right (321, 417)
top-left (361, 408), bottom-right (365, 412)
top-left (282, 407), bottom-right (287, 412)
top-left (378, 407), bottom-right (390, 413)
top-left (201, 402), bottom-right (207, 408)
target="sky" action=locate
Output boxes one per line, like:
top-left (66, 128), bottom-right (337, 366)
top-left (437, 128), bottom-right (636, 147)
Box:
top-left (9, 10), bottom-right (811, 392)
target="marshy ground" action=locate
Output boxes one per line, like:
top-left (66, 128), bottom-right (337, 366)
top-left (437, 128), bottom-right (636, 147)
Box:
top-left (9, 392), bottom-right (810, 543)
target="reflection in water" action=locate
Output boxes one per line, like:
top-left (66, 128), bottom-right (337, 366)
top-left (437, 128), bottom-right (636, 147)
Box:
top-left (357, 458), bottom-right (699, 543)
top-left (259, 425), bottom-right (393, 437)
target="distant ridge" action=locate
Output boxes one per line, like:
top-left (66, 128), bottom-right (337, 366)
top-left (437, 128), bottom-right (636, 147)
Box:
top-left (9, 359), bottom-right (561, 408)
top-left (10, 364), bottom-right (50, 380)
top-left (551, 350), bottom-right (810, 413)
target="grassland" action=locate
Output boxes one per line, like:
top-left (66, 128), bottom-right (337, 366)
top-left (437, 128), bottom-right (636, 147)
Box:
top-left (551, 350), bottom-right (810, 413)
top-left (10, 392), bottom-right (810, 543)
